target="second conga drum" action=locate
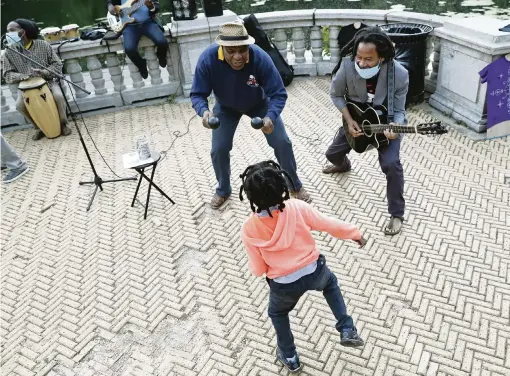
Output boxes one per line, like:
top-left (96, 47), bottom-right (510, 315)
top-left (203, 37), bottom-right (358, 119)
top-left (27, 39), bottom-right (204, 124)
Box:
top-left (18, 77), bottom-right (61, 139)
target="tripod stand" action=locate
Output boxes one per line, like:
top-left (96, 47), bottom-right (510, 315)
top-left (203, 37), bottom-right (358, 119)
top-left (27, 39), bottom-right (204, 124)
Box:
top-left (5, 43), bottom-right (137, 211)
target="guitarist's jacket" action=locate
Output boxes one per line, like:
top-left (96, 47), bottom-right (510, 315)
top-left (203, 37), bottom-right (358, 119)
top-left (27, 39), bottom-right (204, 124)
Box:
top-left (106, 0), bottom-right (161, 15)
top-left (330, 57), bottom-right (409, 125)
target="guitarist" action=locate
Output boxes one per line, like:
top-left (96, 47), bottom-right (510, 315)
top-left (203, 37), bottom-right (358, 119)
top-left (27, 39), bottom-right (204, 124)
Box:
top-left (107, 0), bottom-right (168, 79)
top-left (323, 27), bottom-right (409, 235)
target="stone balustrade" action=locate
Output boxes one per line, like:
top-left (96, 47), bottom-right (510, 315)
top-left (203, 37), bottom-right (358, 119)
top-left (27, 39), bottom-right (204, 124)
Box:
top-left (4, 8), bottom-right (492, 132)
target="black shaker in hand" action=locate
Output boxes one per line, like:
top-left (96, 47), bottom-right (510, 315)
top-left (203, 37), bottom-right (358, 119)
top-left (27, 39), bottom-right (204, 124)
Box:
top-left (251, 117), bottom-right (264, 129)
top-left (208, 117), bottom-right (220, 129)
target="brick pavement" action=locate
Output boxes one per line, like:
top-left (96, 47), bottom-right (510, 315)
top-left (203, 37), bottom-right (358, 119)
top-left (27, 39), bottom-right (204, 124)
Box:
top-left (1, 77), bottom-right (509, 376)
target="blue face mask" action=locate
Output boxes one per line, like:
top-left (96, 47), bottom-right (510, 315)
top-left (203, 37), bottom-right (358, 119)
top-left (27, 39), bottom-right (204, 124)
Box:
top-left (6, 31), bottom-right (21, 45)
top-left (355, 60), bottom-right (381, 79)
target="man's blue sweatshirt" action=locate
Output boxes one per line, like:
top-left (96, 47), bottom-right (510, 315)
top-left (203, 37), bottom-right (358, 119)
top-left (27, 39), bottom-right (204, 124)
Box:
top-left (190, 44), bottom-right (287, 123)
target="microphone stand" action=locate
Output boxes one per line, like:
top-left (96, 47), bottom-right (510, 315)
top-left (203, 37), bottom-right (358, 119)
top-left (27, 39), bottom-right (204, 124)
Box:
top-left (4, 43), bottom-right (137, 211)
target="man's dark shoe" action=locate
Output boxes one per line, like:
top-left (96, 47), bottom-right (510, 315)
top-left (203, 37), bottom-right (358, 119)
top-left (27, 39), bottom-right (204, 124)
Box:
top-left (61, 124), bottom-right (72, 136)
top-left (340, 329), bottom-right (364, 347)
top-left (32, 130), bottom-right (45, 141)
top-left (276, 348), bottom-right (301, 373)
top-left (322, 158), bottom-right (351, 174)
top-left (139, 60), bottom-right (149, 79)
top-left (158, 54), bottom-right (167, 68)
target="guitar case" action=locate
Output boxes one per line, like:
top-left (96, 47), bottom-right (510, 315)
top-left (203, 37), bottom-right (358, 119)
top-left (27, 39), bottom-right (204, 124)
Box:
top-left (243, 14), bottom-right (294, 87)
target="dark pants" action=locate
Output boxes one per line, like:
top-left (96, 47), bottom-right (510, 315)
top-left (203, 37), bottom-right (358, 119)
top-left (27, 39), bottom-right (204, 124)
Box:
top-left (325, 127), bottom-right (405, 218)
top-left (267, 255), bottom-right (355, 358)
top-left (211, 102), bottom-right (302, 197)
top-left (122, 19), bottom-right (168, 71)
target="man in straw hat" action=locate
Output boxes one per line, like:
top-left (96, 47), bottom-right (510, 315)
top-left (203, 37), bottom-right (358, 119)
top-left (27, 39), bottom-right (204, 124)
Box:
top-left (190, 21), bottom-right (311, 209)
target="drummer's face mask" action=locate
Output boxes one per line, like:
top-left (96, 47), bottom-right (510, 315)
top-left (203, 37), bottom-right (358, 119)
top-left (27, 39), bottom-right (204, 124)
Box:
top-left (6, 30), bottom-right (22, 46)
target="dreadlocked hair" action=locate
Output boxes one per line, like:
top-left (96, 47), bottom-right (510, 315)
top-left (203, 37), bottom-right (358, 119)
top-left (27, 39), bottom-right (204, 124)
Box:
top-left (238, 160), bottom-right (295, 217)
top-left (331, 26), bottom-right (396, 77)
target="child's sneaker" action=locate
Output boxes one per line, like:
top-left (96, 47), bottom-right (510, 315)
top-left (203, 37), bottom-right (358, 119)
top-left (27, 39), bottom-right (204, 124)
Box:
top-left (276, 348), bottom-right (301, 372)
top-left (340, 329), bottom-right (364, 347)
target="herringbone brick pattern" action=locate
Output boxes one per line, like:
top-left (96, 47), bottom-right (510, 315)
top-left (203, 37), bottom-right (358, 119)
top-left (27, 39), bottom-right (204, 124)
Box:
top-left (1, 77), bottom-right (509, 376)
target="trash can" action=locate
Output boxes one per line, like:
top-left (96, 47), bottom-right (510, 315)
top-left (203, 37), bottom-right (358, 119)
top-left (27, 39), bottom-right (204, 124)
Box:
top-left (380, 23), bottom-right (433, 105)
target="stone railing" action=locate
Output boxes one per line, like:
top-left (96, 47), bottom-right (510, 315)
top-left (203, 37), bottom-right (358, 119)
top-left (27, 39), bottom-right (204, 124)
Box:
top-left (1, 26), bottom-right (181, 127)
top-left (1, 9), bottom-right (446, 129)
top-left (240, 10), bottom-right (444, 88)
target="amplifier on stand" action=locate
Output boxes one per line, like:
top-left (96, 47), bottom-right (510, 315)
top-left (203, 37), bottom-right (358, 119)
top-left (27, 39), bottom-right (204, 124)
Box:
top-left (203, 0), bottom-right (223, 17)
top-left (171, 0), bottom-right (198, 21)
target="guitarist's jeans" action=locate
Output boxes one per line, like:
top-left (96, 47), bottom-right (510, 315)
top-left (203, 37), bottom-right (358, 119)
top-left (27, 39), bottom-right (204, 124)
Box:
top-left (325, 127), bottom-right (405, 218)
top-left (211, 102), bottom-right (302, 197)
top-left (122, 20), bottom-right (168, 71)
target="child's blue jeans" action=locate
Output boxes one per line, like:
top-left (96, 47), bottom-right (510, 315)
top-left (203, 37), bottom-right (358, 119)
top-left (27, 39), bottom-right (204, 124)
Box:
top-left (267, 254), bottom-right (355, 358)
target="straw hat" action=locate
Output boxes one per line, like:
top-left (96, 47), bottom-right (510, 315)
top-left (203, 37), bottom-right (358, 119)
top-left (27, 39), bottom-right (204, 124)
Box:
top-left (215, 21), bottom-right (255, 47)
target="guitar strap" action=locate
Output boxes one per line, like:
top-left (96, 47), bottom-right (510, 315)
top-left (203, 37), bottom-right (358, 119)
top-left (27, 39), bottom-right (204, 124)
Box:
top-left (387, 59), bottom-right (395, 124)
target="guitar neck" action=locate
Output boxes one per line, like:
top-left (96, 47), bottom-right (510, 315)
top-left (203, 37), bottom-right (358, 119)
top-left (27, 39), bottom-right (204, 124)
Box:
top-left (362, 124), bottom-right (419, 134)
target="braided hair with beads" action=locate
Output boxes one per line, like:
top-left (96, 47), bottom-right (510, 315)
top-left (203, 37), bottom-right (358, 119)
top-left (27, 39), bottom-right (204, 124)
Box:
top-left (239, 160), bottom-right (295, 217)
top-left (331, 26), bottom-right (396, 77)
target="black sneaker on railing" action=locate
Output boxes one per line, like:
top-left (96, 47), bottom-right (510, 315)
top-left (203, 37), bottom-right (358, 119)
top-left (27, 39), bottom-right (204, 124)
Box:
top-left (340, 328), bottom-right (364, 347)
top-left (276, 348), bottom-right (301, 373)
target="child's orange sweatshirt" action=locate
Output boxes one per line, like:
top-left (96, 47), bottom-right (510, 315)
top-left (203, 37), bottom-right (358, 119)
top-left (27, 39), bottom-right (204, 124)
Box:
top-left (241, 199), bottom-right (361, 279)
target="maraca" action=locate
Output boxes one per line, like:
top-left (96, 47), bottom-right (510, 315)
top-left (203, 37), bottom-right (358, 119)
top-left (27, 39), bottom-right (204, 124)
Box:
top-left (208, 116), bottom-right (220, 129)
top-left (251, 117), bottom-right (264, 130)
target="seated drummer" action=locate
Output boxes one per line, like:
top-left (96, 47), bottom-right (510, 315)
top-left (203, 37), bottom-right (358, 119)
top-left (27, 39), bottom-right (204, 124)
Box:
top-left (3, 19), bottom-right (72, 140)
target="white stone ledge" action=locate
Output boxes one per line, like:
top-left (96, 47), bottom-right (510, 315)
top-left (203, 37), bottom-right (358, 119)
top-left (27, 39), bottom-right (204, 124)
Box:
top-left (239, 10), bottom-right (316, 29)
top-left (313, 9), bottom-right (393, 27)
top-left (385, 12), bottom-right (445, 28)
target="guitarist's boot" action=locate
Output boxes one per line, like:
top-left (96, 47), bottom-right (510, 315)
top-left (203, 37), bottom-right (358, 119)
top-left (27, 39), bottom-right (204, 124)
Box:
top-left (322, 157), bottom-right (351, 174)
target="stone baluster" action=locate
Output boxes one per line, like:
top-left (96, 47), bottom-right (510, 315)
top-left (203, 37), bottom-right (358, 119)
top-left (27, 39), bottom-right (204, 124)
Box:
top-left (273, 29), bottom-right (288, 62)
top-left (60, 81), bottom-right (70, 99)
top-left (329, 26), bottom-right (340, 64)
top-left (431, 36), bottom-right (441, 82)
top-left (106, 52), bottom-right (126, 92)
top-left (144, 46), bottom-right (163, 85)
top-left (65, 58), bottom-right (88, 99)
top-left (127, 57), bottom-right (145, 89)
top-left (86, 56), bottom-right (107, 95)
top-left (292, 27), bottom-right (306, 64)
top-left (1, 89), bottom-right (9, 112)
top-left (165, 48), bottom-right (175, 82)
top-left (310, 26), bottom-right (322, 63)
top-left (8, 84), bottom-right (18, 101)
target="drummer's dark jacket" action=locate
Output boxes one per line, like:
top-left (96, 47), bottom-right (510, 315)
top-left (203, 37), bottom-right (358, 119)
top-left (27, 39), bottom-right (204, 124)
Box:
top-left (106, 0), bottom-right (161, 14)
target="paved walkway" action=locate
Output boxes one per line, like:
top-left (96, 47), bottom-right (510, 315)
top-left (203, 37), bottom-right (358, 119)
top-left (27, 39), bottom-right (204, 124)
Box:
top-left (1, 77), bottom-right (509, 376)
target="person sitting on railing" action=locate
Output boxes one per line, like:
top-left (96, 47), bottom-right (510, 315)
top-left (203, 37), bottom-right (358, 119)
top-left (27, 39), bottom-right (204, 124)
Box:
top-left (107, 0), bottom-right (167, 79)
top-left (190, 21), bottom-right (311, 209)
top-left (3, 18), bottom-right (72, 140)
top-left (324, 26), bottom-right (409, 236)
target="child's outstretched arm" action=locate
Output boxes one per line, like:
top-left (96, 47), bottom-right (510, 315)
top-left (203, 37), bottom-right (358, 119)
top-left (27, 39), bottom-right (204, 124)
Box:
top-left (241, 232), bottom-right (268, 277)
top-left (298, 200), bottom-right (363, 244)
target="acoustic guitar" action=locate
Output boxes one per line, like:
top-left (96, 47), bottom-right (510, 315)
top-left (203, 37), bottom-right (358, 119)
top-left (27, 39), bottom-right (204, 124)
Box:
top-left (110, 0), bottom-right (154, 33)
top-left (343, 102), bottom-right (447, 153)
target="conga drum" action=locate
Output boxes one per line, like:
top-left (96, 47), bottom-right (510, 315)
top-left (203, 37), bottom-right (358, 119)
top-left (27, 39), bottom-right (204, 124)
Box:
top-left (62, 24), bottom-right (80, 40)
top-left (18, 77), bottom-right (61, 138)
top-left (40, 27), bottom-right (62, 44)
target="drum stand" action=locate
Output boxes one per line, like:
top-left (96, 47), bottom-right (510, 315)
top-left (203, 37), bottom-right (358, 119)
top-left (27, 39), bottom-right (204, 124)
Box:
top-left (4, 44), bottom-right (137, 211)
